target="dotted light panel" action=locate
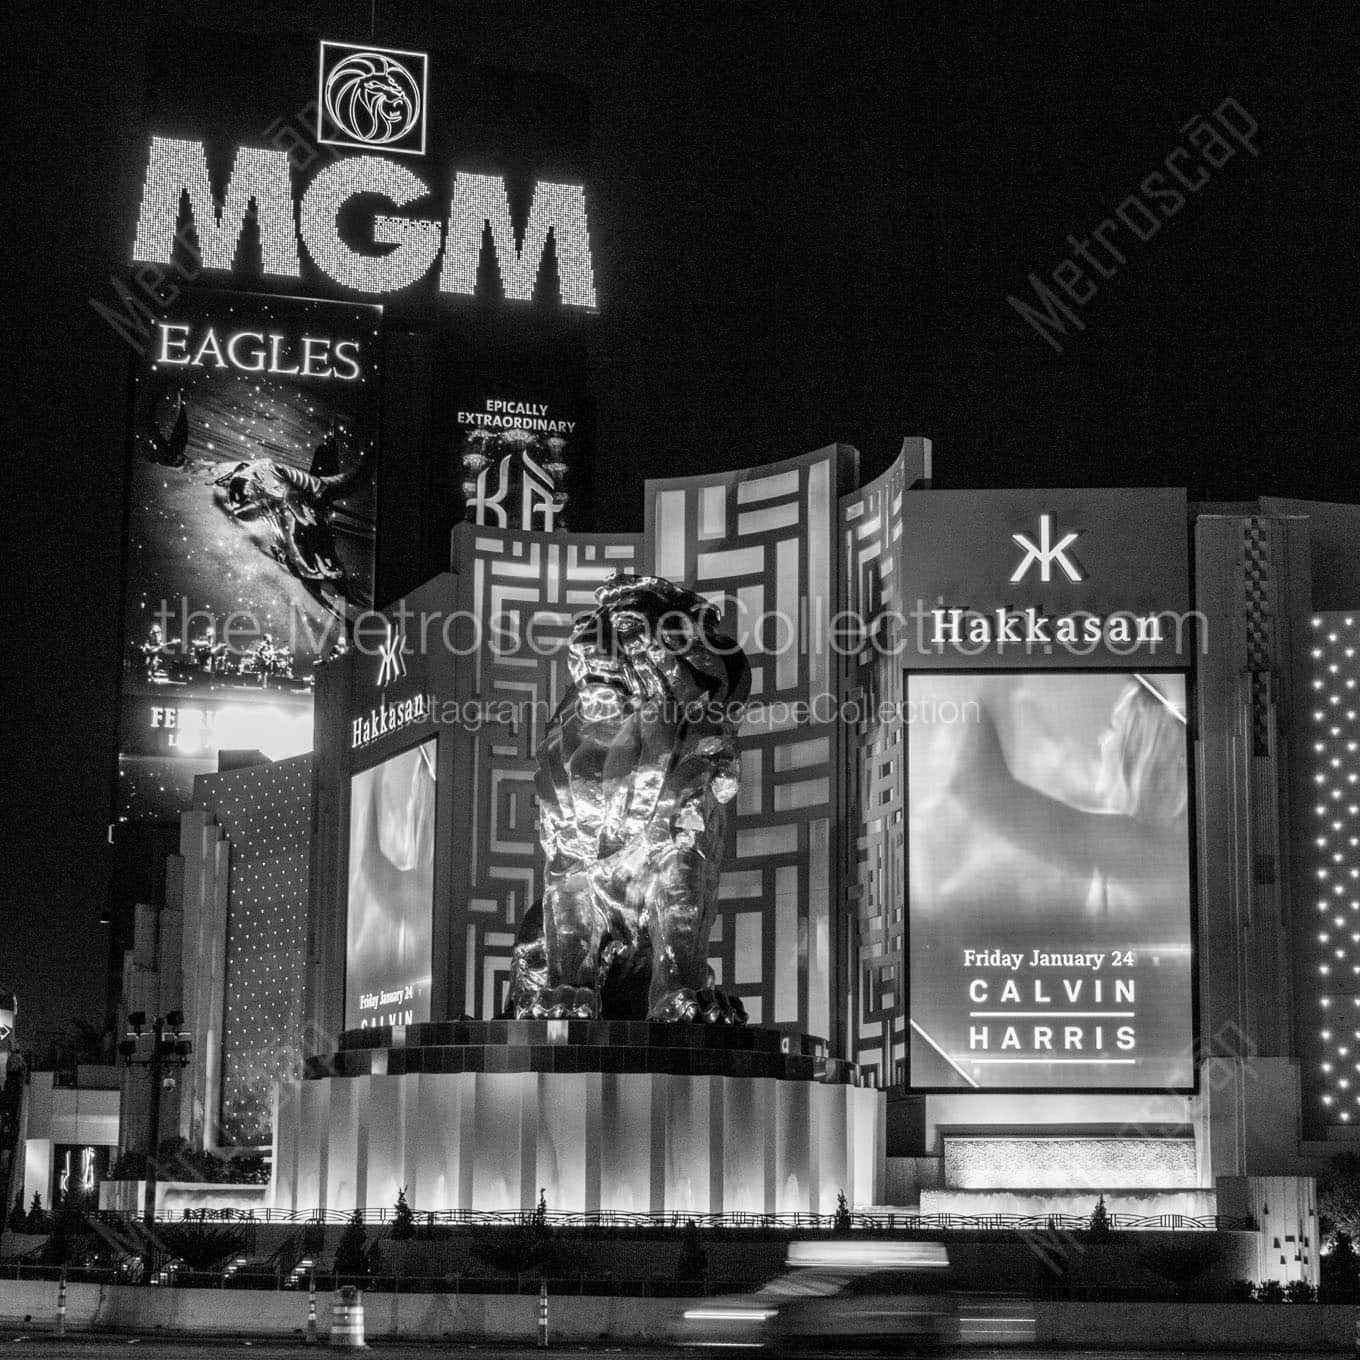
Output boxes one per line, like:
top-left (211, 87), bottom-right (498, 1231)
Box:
top-left (133, 136), bottom-right (301, 277)
top-left (298, 156), bottom-right (442, 293)
top-left (196, 755), bottom-right (313, 1146)
top-left (440, 173), bottom-right (597, 308)
top-left (1308, 613), bottom-right (1360, 1128)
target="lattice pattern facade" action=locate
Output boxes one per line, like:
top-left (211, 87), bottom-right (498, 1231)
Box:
top-left (838, 455), bottom-right (908, 1085)
top-left (450, 530), bottom-right (640, 1018)
top-left (645, 447), bottom-right (855, 1038)
top-left (447, 447), bottom-right (917, 1059)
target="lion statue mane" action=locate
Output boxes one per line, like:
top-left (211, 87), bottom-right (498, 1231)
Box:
top-left (507, 573), bottom-right (752, 1023)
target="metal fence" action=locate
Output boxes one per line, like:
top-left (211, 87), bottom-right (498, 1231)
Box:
top-left (87, 1207), bottom-right (1252, 1232)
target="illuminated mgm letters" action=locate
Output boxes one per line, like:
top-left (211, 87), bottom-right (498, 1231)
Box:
top-left (132, 136), bottom-right (597, 306)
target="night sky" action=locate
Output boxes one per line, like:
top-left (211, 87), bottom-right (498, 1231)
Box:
top-left (4, 0), bottom-right (1359, 1050)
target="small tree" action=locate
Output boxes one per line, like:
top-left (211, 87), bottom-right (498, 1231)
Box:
top-left (391, 1188), bottom-right (415, 1241)
top-left (7, 1194), bottom-right (26, 1231)
top-left (833, 1190), bottom-right (852, 1234)
top-left (532, 1187), bottom-right (548, 1231)
top-left (676, 1218), bottom-right (707, 1283)
top-left (1322, 1231), bottom-right (1360, 1302)
top-left (26, 1194), bottom-right (48, 1233)
top-left (1086, 1195), bottom-right (1113, 1242)
top-left (333, 1209), bottom-right (370, 1280)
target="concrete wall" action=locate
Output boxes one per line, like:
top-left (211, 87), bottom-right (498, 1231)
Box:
top-left (1, 1282), bottom-right (1356, 1348)
top-left (1034, 1300), bottom-right (1354, 1349)
top-left (0, 1280), bottom-right (701, 1342)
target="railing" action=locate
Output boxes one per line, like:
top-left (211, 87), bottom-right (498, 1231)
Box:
top-left (85, 1207), bottom-right (1254, 1233)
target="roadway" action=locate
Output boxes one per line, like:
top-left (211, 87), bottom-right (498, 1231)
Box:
top-left (0, 1341), bottom-right (1349, 1360)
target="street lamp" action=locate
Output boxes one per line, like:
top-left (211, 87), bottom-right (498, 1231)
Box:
top-left (119, 1010), bottom-right (192, 1229)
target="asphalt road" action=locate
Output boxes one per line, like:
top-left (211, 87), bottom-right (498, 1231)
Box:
top-left (0, 1343), bottom-right (1350, 1360)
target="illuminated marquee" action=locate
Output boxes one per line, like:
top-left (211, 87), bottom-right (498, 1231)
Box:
top-left (132, 135), bottom-right (597, 306)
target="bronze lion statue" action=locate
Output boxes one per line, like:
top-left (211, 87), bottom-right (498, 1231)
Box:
top-left (508, 574), bottom-right (751, 1023)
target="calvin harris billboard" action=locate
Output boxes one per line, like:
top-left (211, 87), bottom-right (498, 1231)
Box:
top-left (907, 670), bottom-right (1194, 1090)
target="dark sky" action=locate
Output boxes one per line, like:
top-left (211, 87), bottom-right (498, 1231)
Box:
top-left (4, 0), bottom-right (1359, 1049)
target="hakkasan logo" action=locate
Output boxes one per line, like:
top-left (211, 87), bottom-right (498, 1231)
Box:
top-left (1010, 513), bottom-right (1084, 585)
top-left (318, 41), bottom-right (429, 157)
top-left (376, 621), bottom-right (408, 689)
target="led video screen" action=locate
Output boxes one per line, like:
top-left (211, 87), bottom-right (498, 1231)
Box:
top-left (345, 739), bottom-right (437, 1031)
top-left (907, 672), bottom-right (1194, 1090)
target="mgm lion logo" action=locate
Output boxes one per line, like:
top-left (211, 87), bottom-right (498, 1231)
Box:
top-left (508, 574), bottom-right (752, 1023)
top-left (321, 46), bottom-right (426, 151)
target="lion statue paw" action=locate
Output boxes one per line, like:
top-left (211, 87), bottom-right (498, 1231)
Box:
top-left (525, 984), bottom-right (599, 1020)
top-left (649, 986), bottom-right (748, 1025)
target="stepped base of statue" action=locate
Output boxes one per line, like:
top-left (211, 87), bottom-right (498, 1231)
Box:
top-left (273, 1021), bottom-right (883, 1216)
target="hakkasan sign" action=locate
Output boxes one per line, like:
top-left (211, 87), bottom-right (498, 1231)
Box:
top-left (902, 488), bottom-right (1194, 1092)
top-left (900, 487), bottom-right (1193, 668)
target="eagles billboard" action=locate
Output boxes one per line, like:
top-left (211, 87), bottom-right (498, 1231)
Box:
top-left (117, 290), bottom-right (380, 821)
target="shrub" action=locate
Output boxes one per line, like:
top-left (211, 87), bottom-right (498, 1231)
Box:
top-left (468, 1221), bottom-right (557, 1276)
top-left (1086, 1195), bottom-right (1113, 1242)
top-left (1322, 1231), bottom-right (1360, 1302)
top-left (1137, 1239), bottom-right (1224, 1300)
top-left (391, 1188), bottom-right (414, 1241)
top-left (7, 1194), bottom-right (26, 1231)
top-left (1224, 1278), bottom-right (1255, 1303)
top-left (1284, 1279), bottom-right (1317, 1304)
top-left (833, 1190), bottom-right (852, 1234)
top-left (109, 1138), bottom-right (269, 1186)
top-left (156, 1224), bottom-right (248, 1271)
top-left (1256, 1279), bottom-right (1284, 1304)
top-left (676, 1219), bottom-right (707, 1283)
top-left (26, 1194), bottom-right (49, 1233)
top-left (1319, 1151), bottom-right (1360, 1242)
top-left (333, 1210), bottom-right (370, 1280)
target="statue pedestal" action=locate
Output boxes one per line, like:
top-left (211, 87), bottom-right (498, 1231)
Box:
top-left (273, 1022), bottom-right (883, 1216)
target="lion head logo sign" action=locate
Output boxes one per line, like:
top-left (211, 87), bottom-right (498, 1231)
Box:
top-left (318, 42), bottom-right (428, 155)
